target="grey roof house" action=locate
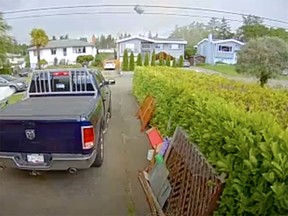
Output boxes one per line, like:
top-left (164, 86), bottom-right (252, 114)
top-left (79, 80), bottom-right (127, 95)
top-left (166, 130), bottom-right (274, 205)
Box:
top-left (27, 39), bottom-right (97, 69)
top-left (116, 35), bottom-right (187, 63)
top-left (196, 34), bottom-right (245, 65)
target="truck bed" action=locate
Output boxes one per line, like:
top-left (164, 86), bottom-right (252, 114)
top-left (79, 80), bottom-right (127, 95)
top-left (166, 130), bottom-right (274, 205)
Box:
top-left (0, 96), bottom-right (98, 120)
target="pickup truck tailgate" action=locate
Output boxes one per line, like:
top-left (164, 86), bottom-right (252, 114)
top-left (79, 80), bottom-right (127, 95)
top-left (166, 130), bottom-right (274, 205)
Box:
top-left (0, 120), bottom-right (83, 154)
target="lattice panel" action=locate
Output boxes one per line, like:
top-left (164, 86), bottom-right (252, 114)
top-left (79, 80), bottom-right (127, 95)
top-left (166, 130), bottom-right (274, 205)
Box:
top-left (164, 127), bottom-right (224, 216)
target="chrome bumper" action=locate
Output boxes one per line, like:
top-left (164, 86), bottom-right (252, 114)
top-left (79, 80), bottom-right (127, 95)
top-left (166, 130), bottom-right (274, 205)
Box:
top-left (0, 150), bottom-right (96, 171)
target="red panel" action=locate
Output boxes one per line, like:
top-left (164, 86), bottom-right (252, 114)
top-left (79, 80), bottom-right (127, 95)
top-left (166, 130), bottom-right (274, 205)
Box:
top-left (146, 127), bottom-right (163, 149)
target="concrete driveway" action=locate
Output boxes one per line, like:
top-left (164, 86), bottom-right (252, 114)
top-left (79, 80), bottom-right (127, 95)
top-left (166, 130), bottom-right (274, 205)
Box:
top-left (0, 72), bottom-right (150, 216)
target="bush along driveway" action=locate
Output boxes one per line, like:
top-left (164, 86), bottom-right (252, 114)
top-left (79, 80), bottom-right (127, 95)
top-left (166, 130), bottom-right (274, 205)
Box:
top-left (133, 66), bottom-right (288, 215)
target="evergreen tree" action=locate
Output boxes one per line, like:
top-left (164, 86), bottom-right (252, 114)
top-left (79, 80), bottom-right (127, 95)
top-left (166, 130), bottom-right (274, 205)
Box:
top-left (159, 53), bottom-right (164, 66)
top-left (178, 55), bottom-right (184, 67)
top-left (172, 58), bottom-right (177, 67)
top-left (218, 17), bottom-right (233, 39)
top-left (122, 49), bottom-right (129, 71)
top-left (166, 55), bottom-right (171, 67)
top-left (207, 17), bottom-right (220, 35)
top-left (136, 53), bottom-right (143, 66)
top-left (144, 53), bottom-right (149, 66)
top-left (151, 50), bottom-right (156, 66)
top-left (129, 52), bottom-right (135, 71)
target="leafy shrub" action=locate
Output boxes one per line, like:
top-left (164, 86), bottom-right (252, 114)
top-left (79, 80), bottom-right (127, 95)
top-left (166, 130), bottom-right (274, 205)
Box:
top-left (133, 66), bottom-right (288, 215)
top-left (76, 55), bottom-right (94, 66)
top-left (0, 65), bottom-right (12, 74)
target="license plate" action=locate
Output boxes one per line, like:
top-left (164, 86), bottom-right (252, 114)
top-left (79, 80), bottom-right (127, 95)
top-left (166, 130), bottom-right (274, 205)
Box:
top-left (27, 154), bottom-right (44, 164)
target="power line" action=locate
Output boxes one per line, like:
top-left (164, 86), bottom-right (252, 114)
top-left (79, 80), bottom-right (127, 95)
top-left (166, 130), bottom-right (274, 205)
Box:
top-left (2, 4), bottom-right (288, 25)
top-left (4, 11), bottom-right (286, 30)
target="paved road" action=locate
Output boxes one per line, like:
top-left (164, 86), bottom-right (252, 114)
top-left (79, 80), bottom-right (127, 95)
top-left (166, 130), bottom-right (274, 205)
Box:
top-left (0, 72), bottom-right (150, 216)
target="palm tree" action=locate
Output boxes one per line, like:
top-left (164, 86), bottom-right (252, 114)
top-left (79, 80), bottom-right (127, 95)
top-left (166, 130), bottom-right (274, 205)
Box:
top-left (30, 28), bottom-right (49, 69)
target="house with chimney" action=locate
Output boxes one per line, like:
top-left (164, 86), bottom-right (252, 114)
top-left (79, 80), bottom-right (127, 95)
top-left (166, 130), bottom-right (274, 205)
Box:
top-left (196, 34), bottom-right (244, 65)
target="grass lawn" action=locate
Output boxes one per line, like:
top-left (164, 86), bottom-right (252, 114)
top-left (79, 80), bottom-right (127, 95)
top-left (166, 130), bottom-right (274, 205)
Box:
top-left (8, 93), bottom-right (24, 105)
top-left (199, 64), bottom-right (240, 76)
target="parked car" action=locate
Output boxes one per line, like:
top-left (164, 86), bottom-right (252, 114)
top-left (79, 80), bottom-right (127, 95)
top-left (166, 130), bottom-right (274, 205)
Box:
top-left (18, 69), bottom-right (30, 77)
top-left (0, 68), bottom-right (115, 173)
top-left (282, 69), bottom-right (288, 76)
top-left (183, 60), bottom-right (191, 68)
top-left (103, 60), bottom-right (116, 70)
top-left (0, 74), bottom-right (28, 93)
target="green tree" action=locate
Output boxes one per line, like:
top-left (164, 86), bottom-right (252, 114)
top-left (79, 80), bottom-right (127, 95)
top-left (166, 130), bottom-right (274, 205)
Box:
top-left (144, 53), bottom-right (150, 66)
top-left (170, 22), bottom-right (210, 47)
top-left (178, 55), bottom-right (184, 67)
top-left (151, 50), bottom-right (156, 66)
top-left (0, 14), bottom-right (12, 67)
top-left (136, 53), bottom-right (143, 66)
top-left (185, 48), bottom-right (196, 59)
top-left (236, 36), bottom-right (288, 87)
top-left (76, 55), bottom-right (94, 67)
top-left (38, 59), bottom-right (47, 68)
top-left (166, 55), bottom-right (171, 67)
top-left (172, 58), bottom-right (177, 67)
top-left (30, 28), bottom-right (49, 69)
top-left (122, 49), bottom-right (129, 71)
top-left (159, 53), bottom-right (164, 66)
top-left (236, 15), bottom-right (268, 42)
top-left (207, 17), bottom-right (220, 35)
top-left (25, 54), bottom-right (30, 68)
top-left (129, 52), bottom-right (135, 71)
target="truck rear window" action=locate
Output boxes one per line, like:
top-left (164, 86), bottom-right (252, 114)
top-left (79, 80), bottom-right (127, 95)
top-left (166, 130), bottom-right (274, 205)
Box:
top-left (29, 71), bottom-right (96, 93)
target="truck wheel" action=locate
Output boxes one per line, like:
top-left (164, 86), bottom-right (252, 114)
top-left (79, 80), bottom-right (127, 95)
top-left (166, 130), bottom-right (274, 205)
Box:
top-left (108, 98), bottom-right (112, 118)
top-left (91, 125), bottom-right (104, 167)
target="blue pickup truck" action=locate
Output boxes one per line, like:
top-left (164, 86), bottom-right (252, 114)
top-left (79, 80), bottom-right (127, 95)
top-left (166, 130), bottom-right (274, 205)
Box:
top-left (0, 68), bottom-right (115, 174)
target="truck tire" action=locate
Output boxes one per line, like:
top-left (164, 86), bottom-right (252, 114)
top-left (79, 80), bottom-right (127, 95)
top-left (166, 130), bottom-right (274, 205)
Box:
top-left (91, 125), bottom-right (104, 167)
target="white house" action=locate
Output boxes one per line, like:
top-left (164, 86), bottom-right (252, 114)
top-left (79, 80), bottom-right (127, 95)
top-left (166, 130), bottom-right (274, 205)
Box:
top-left (116, 35), bottom-right (187, 64)
top-left (196, 34), bottom-right (245, 65)
top-left (6, 53), bottom-right (25, 68)
top-left (27, 39), bottom-right (97, 69)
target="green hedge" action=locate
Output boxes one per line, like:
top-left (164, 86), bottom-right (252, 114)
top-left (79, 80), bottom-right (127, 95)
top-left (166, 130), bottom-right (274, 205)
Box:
top-left (133, 67), bottom-right (288, 215)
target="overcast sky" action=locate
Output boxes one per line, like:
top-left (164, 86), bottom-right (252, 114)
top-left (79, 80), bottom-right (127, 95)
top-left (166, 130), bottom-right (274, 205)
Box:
top-left (0, 0), bottom-right (287, 43)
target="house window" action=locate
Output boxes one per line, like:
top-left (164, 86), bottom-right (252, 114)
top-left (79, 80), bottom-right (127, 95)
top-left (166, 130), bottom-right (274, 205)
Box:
top-left (33, 50), bottom-right (37, 56)
top-left (51, 49), bottom-right (57, 55)
top-left (155, 44), bottom-right (163, 49)
top-left (218, 45), bottom-right (233, 53)
top-left (141, 43), bottom-right (151, 49)
top-left (124, 43), bottom-right (135, 52)
top-left (74, 47), bottom-right (86, 54)
top-left (169, 44), bottom-right (180, 50)
top-left (63, 48), bottom-right (67, 56)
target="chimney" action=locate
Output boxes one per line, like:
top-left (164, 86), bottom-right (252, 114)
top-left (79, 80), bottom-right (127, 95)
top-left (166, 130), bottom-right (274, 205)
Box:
top-left (208, 33), bottom-right (213, 42)
top-left (92, 34), bottom-right (96, 45)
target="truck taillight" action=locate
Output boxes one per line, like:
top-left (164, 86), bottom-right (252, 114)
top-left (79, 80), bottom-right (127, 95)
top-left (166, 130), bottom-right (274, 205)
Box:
top-left (81, 126), bottom-right (95, 149)
top-left (52, 72), bottom-right (69, 76)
